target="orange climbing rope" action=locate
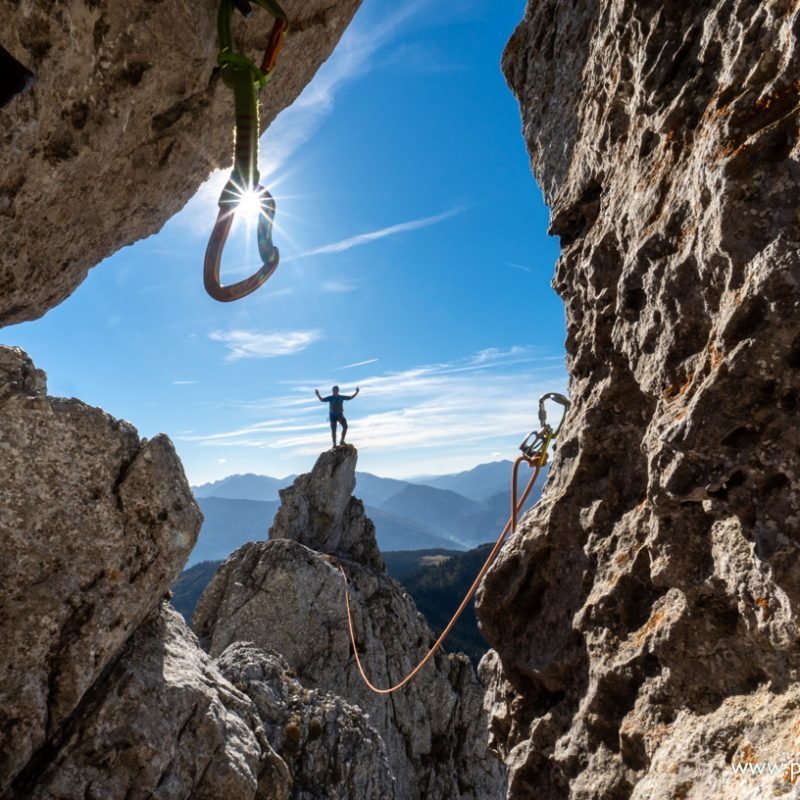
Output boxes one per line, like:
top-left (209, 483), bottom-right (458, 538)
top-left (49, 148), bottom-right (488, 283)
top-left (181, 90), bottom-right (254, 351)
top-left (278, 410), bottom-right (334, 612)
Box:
top-left (339, 392), bottom-right (569, 695)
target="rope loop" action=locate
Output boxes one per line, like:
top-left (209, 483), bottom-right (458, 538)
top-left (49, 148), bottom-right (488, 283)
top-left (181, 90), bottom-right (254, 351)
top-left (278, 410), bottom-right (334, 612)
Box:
top-left (340, 392), bottom-right (570, 695)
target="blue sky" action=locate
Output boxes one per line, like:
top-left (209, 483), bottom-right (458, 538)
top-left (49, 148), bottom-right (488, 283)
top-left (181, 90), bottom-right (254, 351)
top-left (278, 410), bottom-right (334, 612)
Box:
top-left (6, 0), bottom-right (567, 483)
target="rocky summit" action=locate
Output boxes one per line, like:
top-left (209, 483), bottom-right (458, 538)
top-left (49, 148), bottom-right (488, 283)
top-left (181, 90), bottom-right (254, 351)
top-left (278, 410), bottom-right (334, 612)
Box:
top-left (194, 444), bottom-right (507, 800)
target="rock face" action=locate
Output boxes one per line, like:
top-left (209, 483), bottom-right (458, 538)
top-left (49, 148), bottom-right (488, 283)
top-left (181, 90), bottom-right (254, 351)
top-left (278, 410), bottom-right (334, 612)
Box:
top-left (270, 445), bottom-right (385, 571)
top-left (0, 353), bottom-right (399, 800)
top-left (218, 642), bottom-right (395, 799)
top-left (477, 2), bottom-right (800, 799)
top-left (0, 345), bottom-right (202, 795)
top-left (8, 605), bottom-right (290, 800)
top-left (0, 0), bottom-right (362, 325)
top-left (194, 445), bottom-right (506, 800)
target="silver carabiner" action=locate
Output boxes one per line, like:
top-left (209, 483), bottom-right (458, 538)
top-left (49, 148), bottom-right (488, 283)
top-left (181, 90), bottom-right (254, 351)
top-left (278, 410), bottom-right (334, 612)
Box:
top-left (538, 392), bottom-right (570, 434)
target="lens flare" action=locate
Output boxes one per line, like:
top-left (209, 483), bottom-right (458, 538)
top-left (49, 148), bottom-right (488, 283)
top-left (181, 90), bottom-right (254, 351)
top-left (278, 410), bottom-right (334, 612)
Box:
top-left (237, 188), bottom-right (264, 223)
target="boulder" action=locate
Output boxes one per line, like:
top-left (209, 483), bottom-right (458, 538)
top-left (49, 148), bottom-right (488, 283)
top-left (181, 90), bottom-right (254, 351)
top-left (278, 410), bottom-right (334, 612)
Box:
top-left (218, 641), bottom-right (395, 800)
top-left (6, 605), bottom-right (290, 800)
top-left (0, 345), bottom-right (202, 794)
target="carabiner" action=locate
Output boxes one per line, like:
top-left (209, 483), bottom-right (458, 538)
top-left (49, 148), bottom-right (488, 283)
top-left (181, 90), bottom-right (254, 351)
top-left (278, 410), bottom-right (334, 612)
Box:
top-left (206, 0), bottom-right (287, 302)
top-left (520, 392), bottom-right (570, 460)
top-left (538, 392), bottom-right (570, 436)
top-left (204, 184), bottom-right (280, 302)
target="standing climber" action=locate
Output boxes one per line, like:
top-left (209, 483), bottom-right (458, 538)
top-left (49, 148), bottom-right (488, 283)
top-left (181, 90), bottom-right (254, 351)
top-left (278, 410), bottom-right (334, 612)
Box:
top-left (315, 385), bottom-right (359, 447)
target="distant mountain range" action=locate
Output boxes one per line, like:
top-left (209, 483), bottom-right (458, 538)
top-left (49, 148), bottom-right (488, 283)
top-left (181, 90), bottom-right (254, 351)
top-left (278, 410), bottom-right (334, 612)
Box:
top-left (194, 473), bottom-right (295, 501)
top-left (188, 460), bottom-right (548, 567)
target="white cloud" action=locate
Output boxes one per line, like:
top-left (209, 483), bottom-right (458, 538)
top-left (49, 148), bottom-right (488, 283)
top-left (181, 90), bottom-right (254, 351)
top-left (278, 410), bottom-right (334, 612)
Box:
top-left (172, 380), bottom-right (199, 385)
top-left (183, 347), bottom-right (568, 457)
top-left (507, 262), bottom-right (532, 272)
top-left (209, 329), bottom-right (321, 361)
top-left (322, 280), bottom-right (358, 293)
top-left (217, 458), bottom-right (227, 464)
top-left (292, 209), bottom-right (459, 260)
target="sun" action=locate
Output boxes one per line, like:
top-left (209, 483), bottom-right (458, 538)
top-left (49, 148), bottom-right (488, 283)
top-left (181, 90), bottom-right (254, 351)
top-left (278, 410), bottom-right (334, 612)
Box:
top-left (237, 188), bottom-right (263, 222)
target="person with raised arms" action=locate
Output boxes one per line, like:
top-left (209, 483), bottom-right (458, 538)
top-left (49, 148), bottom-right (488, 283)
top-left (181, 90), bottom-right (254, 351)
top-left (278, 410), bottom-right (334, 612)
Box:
top-left (315, 385), bottom-right (359, 448)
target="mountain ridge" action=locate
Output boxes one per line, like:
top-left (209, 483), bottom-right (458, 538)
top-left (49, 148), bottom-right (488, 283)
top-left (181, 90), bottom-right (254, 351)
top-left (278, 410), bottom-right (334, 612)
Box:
top-left (189, 459), bottom-right (547, 565)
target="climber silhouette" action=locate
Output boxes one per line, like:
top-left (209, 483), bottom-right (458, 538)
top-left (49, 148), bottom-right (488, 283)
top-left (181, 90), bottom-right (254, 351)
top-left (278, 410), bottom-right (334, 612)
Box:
top-left (315, 385), bottom-right (359, 448)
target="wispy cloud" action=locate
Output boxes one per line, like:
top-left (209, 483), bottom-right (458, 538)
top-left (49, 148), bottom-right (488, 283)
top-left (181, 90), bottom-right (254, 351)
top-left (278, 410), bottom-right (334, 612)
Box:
top-left (172, 380), bottom-right (199, 385)
top-left (322, 279), bottom-right (358, 293)
top-left (295, 209), bottom-right (459, 259)
top-left (337, 358), bottom-right (379, 370)
top-left (209, 329), bottom-right (321, 361)
top-left (258, 0), bottom-right (434, 179)
top-left (179, 347), bottom-right (568, 457)
top-left (507, 262), bottom-right (532, 272)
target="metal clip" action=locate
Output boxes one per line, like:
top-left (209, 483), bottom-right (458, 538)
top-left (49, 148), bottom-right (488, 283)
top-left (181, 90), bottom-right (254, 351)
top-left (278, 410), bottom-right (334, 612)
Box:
top-left (519, 426), bottom-right (550, 460)
top-left (204, 185), bottom-right (280, 302)
top-left (520, 393), bottom-right (570, 459)
top-left (538, 392), bottom-right (570, 435)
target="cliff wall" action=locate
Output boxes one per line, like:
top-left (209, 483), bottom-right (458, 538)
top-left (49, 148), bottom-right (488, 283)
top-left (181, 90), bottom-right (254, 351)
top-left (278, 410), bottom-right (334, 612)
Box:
top-left (477, 2), bottom-right (800, 797)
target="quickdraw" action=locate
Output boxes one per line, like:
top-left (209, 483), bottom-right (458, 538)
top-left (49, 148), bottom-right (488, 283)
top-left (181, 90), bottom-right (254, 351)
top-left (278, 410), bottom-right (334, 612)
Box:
top-left (513, 392), bottom-right (569, 531)
top-left (204, 0), bottom-right (288, 302)
top-left (340, 391), bottom-right (570, 695)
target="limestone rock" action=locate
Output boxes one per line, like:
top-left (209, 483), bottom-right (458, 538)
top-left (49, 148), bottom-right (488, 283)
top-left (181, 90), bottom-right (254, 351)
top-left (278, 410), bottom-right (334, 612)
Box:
top-left (0, 346), bottom-right (46, 397)
top-left (270, 444), bottom-right (385, 571)
top-left (194, 448), bottom-right (505, 800)
top-left (218, 641), bottom-right (395, 800)
top-left (0, 345), bottom-right (202, 794)
top-left (477, 1), bottom-right (800, 797)
top-left (0, 0), bottom-right (362, 325)
top-left (6, 605), bottom-right (290, 800)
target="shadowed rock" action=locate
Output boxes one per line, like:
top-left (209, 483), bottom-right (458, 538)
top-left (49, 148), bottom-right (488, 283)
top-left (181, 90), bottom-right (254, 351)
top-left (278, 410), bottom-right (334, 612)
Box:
top-left (0, 346), bottom-right (203, 795)
top-left (6, 606), bottom-right (290, 800)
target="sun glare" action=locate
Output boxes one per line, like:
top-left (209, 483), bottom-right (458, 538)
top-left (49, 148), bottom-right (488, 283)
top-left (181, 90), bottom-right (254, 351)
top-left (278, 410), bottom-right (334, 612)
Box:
top-left (237, 189), bottom-right (263, 222)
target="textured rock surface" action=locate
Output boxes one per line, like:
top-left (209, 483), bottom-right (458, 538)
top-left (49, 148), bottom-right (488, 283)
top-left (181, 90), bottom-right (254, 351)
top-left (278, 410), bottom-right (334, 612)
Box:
top-left (194, 446), bottom-right (505, 800)
top-left (7, 605), bottom-right (290, 800)
top-left (0, 0), bottom-right (362, 325)
top-left (270, 444), bottom-right (385, 572)
top-left (477, 1), bottom-right (800, 798)
top-left (218, 641), bottom-right (395, 799)
top-left (0, 345), bottom-right (202, 795)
